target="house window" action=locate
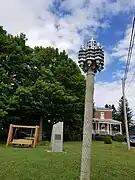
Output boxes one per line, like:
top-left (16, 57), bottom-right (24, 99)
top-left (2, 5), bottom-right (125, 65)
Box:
top-left (100, 112), bottom-right (104, 119)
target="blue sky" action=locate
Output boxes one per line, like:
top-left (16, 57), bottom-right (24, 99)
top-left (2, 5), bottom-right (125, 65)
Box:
top-left (0, 0), bottom-right (135, 112)
top-left (96, 13), bottom-right (133, 82)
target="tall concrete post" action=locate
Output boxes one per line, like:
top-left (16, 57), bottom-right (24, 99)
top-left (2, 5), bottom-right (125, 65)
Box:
top-left (122, 78), bottom-right (130, 150)
top-left (78, 38), bottom-right (104, 180)
top-left (80, 68), bottom-right (94, 180)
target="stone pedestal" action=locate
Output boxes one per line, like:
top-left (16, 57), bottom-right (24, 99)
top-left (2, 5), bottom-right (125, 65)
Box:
top-left (51, 122), bottom-right (63, 152)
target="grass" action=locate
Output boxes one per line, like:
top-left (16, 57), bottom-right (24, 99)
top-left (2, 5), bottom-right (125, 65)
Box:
top-left (0, 141), bottom-right (135, 180)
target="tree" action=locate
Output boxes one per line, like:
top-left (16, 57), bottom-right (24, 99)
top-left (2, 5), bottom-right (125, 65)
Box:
top-left (0, 26), bottom-right (86, 141)
top-left (108, 105), bottom-right (112, 109)
top-left (105, 104), bottom-right (109, 108)
top-left (111, 104), bottom-right (117, 119)
top-left (31, 47), bottom-right (85, 141)
top-left (117, 96), bottom-right (133, 134)
top-left (0, 26), bottom-right (33, 140)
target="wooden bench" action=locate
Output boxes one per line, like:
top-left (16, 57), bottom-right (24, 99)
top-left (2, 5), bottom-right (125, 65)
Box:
top-left (11, 139), bottom-right (33, 147)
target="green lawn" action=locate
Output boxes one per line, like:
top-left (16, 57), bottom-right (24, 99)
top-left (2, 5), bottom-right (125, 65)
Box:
top-left (0, 142), bottom-right (135, 180)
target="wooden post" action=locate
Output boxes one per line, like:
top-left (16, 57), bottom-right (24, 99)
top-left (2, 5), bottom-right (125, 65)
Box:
top-left (6, 124), bottom-right (14, 146)
top-left (33, 126), bottom-right (39, 148)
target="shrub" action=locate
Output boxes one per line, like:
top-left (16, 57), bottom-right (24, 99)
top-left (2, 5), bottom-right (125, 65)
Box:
top-left (95, 134), bottom-right (104, 141)
top-left (104, 135), bottom-right (112, 144)
top-left (39, 141), bottom-right (50, 146)
top-left (114, 134), bottom-right (124, 142)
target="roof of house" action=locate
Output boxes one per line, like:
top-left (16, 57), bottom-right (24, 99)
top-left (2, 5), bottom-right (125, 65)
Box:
top-left (94, 107), bottom-right (113, 112)
top-left (93, 118), bottom-right (122, 124)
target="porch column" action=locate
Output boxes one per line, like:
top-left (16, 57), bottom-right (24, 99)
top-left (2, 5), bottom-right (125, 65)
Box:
top-left (110, 124), bottom-right (112, 136)
top-left (107, 123), bottom-right (109, 134)
top-left (92, 123), bottom-right (94, 134)
top-left (96, 123), bottom-right (98, 134)
top-left (120, 124), bottom-right (122, 134)
top-left (98, 123), bottom-right (100, 133)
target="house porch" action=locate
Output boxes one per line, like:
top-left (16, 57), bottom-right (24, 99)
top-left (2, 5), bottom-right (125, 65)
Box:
top-left (92, 119), bottom-right (122, 136)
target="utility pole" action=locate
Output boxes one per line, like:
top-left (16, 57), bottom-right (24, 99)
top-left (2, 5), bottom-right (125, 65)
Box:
top-left (78, 38), bottom-right (104, 180)
top-left (122, 78), bottom-right (130, 150)
top-left (80, 68), bottom-right (94, 179)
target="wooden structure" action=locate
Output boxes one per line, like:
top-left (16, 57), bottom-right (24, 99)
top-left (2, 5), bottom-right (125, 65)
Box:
top-left (6, 124), bottom-right (39, 148)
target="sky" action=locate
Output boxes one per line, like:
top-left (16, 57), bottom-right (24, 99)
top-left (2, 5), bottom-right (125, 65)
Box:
top-left (0, 0), bottom-right (135, 114)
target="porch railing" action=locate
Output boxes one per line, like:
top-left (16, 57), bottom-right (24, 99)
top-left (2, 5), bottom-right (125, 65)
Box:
top-left (92, 130), bottom-right (122, 136)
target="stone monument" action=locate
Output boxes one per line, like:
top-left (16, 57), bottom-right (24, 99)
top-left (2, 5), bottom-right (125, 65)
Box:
top-left (51, 122), bottom-right (63, 152)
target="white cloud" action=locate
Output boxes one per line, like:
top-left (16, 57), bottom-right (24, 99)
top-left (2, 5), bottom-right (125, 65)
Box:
top-left (0, 0), bottom-right (35, 34)
top-left (104, 0), bottom-right (135, 15)
top-left (0, 0), bottom-right (118, 63)
top-left (112, 24), bottom-right (135, 67)
top-left (0, 0), bottom-right (134, 55)
top-left (94, 71), bottom-right (135, 114)
top-left (94, 80), bottom-right (122, 108)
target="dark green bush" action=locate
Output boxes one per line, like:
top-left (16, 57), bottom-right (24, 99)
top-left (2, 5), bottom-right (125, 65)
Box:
top-left (114, 134), bottom-right (124, 142)
top-left (104, 135), bottom-right (112, 144)
top-left (39, 141), bottom-right (50, 146)
top-left (95, 134), bottom-right (105, 141)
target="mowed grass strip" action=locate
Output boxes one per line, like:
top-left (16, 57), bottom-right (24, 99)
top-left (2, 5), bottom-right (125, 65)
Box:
top-left (0, 142), bottom-right (135, 180)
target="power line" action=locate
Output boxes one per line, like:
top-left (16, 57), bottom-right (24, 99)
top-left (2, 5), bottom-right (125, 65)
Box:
top-left (126, 72), bottom-right (135, 93)
top-left (124, 16), bottom-right (135, 86)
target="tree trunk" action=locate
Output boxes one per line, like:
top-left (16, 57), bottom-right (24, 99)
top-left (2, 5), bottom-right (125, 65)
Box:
top-left (39, 117), bottom-right (43, 141)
